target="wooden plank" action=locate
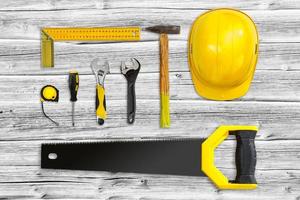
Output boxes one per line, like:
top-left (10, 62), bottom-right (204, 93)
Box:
top-left (0, 40), bottom-right (299, 75)
top-left (104, 0), bottom-right (300, 10)
top-left (0, 0), bottom-right (102, 11)
top-left (0, 100), bottom-right (300, 140)
top-left (0, 173), bottom-right (298, 199)
top-left (0, 70), bottom-right (300, 102)
top-left (0, 166), bottom-right (298, 185)
top-left (2, 0), bottom-right (300, 11)
top-left (0, 9), bottom-right (299, 42)
top-left (0, 166), bottom-right (298, 199)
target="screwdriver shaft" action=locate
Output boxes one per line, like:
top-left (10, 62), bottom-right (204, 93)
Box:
top-left (72, 102), bottom-right (75, 126)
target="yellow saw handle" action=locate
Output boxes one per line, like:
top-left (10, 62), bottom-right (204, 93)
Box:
top-left (202, 125), bottom-right (258, 190)
top-left (96, 84), bottom-right (107, 125)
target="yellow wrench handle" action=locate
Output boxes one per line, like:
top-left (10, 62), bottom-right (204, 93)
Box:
top-left (96, 84), bottom-right (107, 125)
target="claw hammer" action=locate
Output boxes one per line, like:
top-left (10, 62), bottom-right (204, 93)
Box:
top-left (145, 25), bottom-right (180, 128)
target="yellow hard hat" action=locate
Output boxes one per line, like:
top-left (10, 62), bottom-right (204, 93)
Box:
top-left (188, 8), bottom-right (258, 100)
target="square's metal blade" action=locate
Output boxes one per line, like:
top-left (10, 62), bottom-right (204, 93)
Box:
top-left (41, 139), bottom-right (206, 176)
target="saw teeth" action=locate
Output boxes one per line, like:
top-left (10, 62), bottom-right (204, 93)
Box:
top-left (42, 138), bottom-right (206, 146)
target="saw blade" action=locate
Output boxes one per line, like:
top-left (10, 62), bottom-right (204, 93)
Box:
top-left (41, 139), bottom-right (206, 176)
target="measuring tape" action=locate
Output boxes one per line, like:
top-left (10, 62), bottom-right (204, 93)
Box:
top-left (40, 85), bottom-right (59, 126)
top-left (41, 27), bottom-right (141, 68)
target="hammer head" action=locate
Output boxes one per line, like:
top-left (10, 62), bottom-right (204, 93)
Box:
top-left (145, 25), bottom-right (180, 34)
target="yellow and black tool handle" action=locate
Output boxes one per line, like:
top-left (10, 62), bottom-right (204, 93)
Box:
top-left (231, 130), bottom-right (257, 184)
top-left (95, 84), bottom-right (107, 125)
top-left (202, 126), bottom-right (257, 189)
top-left (68, 71), bottom-right (79, 102)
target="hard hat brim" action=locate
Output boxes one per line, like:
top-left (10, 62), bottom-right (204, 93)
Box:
top-left (189, 68), bottom-right (254, 100)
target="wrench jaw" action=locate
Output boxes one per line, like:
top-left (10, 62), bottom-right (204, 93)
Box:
top-left (97, 70), bottom-right (108, 86)
top-left (90, 59), bottom-right (110, 86)
top-left (97, 63), bottom-right (110, 86)
top-left (121, 58), bottom-right (140, 76)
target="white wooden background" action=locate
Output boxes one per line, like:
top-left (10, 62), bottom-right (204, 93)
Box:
top-left (0, 0), bottom-right (300, 199)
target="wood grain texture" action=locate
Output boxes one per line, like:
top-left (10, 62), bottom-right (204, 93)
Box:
top-left (160, 34), bottom-right (169, 95)
top-left (0, 0), bottom-right (300, 199)
top-left (0, 0), bottom-right (101, 11)
top-left (104, 0), bottom-right (300, 10)
top-left (159, 33), bottom-right (170, 127)
top-left (0, 9), bottom-right (300, 42)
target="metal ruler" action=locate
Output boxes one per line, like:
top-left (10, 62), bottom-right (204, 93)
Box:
top-left (41, 27), bottom-right (141, 68)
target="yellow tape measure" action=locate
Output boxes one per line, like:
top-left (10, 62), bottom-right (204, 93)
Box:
top-left (40, 85), bottom-right (59, 126)
top-left (41, 27), bottom-right (141, 68)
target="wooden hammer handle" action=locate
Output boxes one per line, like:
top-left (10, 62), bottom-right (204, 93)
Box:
top-left (160, 33), bottom-right (170, 128)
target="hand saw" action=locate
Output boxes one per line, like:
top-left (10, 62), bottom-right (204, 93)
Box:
top-left (41, 27), bottom-right (140, 68)
top-left (41, 125), bottom-right (258, 190)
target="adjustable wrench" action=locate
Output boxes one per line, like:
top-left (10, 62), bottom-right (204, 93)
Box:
top-left (90, 58), bottom-right (110, 125)
top-left (121, 58), bottom-right (141, 124)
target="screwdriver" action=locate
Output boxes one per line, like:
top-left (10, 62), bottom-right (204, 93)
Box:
top-left (68, 70), bottom-right (79, 126)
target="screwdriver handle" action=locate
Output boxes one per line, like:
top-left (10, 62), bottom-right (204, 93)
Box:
top-left (96, 84), bottom-right (107, 125)
top-left (68, 70), bottom-right (79, 102)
